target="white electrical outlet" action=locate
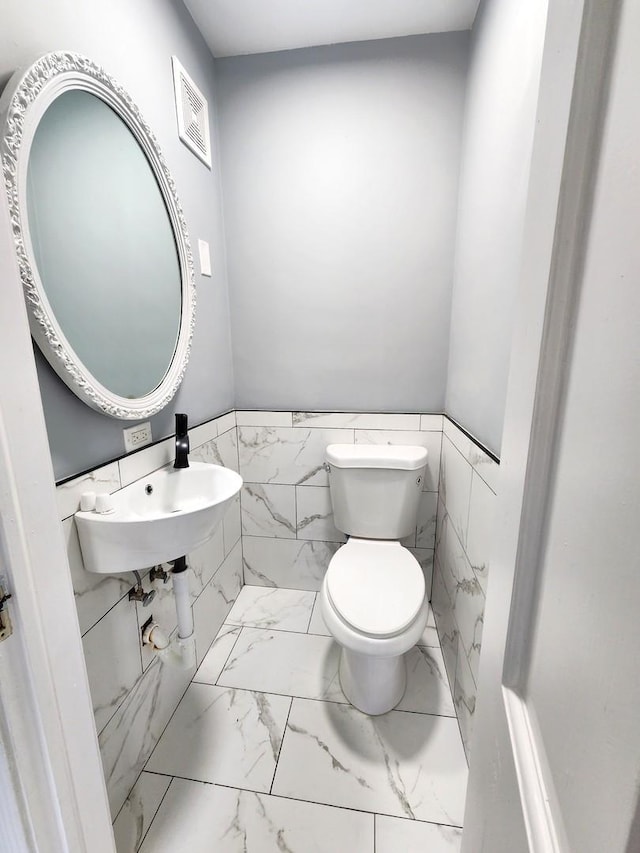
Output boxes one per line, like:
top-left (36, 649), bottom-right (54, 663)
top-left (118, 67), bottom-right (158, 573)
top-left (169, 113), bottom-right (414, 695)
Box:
top-left (123, 422), bottom-right (152, 452)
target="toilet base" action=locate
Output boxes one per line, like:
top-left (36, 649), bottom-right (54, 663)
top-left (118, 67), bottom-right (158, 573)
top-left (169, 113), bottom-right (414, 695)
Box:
top-left (339, 648), bottom-right (407, 716)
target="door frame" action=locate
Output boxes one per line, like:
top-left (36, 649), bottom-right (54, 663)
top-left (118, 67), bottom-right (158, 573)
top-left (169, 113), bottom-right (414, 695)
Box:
top-left (0, 185), bottom-right (115, 850)
top-left (462, 0), bottom-right (622, 849)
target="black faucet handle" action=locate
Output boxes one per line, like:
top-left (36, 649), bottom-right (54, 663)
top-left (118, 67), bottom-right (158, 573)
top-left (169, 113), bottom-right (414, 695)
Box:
top-left (174, 413), bottom-right (190, 469)
top-left (175, 413), bottom-right (188, 436)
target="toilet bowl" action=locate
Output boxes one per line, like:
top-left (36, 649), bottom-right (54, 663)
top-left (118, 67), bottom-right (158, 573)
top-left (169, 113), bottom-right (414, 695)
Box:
top-left (320, 538), bottom-right (428, 715)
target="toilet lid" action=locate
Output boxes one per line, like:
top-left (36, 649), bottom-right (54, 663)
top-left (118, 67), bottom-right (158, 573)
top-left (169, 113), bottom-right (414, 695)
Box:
top-left (326, 539), bottom-right (425, 638)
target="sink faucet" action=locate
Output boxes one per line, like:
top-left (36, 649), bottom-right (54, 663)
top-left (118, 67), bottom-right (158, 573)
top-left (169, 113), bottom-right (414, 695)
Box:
top-left (174, 413), bottom-right (190, 469)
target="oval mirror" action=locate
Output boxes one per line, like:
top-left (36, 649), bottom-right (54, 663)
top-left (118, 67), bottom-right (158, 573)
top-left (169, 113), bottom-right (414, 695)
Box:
top-left (0, 52), bottom-right (195, 418)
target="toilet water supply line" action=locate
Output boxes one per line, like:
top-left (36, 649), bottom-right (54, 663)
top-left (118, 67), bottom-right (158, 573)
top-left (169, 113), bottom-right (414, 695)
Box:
top-left (142, 556), bottom-right (196, 669)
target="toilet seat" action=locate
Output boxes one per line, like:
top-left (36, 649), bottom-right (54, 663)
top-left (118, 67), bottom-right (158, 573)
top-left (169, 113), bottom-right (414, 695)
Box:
top-left (326, 538), bottom-right (425, 638)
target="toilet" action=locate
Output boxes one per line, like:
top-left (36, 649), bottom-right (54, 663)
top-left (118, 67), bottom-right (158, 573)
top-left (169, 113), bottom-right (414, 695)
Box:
top-left (320, 444), bottom-right (429, 715)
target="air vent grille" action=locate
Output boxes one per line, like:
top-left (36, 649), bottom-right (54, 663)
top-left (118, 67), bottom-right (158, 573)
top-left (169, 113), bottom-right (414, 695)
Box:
top-left (171, 56), bottom-right (212, 169)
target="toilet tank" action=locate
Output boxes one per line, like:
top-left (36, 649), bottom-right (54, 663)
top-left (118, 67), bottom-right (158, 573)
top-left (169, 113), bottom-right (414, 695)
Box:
top-left (326, 444), bottom-right (427, 540)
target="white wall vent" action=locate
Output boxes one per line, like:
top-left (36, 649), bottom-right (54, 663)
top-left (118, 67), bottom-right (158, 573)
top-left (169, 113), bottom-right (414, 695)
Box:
top-left (171, 56), bottom-right (212, 169)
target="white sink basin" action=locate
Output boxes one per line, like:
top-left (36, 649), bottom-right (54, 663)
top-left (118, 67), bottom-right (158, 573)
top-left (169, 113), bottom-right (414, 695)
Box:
top-left (75, 462), bottom-right (243, 574)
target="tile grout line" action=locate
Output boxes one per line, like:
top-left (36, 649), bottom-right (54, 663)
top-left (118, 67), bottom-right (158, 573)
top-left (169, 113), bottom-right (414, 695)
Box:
top-left (139, 663), bottom-right (198, 777)
top-left (207, 607), bottom-right (441, 647)
top-left (80, 571), bottom-right (152, 638)
top-left (269, 696), bottom-right (294, 796)
top-left (197, 626), bottom-right (244, 688)
top-left (177, 678), bottom-right (458, 721)
top-left (304, 592), bottom-right (317, 633)
top-left (136, 774), bottom-right (175, 852)
top-left (91, 610), bottom-right (147, 741)
top-left (86, 415), bottom-right (470, 831)
top-left (140, 774), bottom-right (465, 831)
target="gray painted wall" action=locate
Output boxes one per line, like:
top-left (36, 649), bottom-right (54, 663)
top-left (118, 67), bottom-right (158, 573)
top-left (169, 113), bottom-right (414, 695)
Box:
top-left (217, 34), bottom-right (469, 413)
top-left (0, 0), bottom-right (234, 481)
top-left (445, 0), bottom-right (548, 455)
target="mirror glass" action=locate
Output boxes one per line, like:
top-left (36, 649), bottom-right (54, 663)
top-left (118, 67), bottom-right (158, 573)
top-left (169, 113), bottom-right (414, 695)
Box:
top-left (27, 90), bottom-right (182, 399)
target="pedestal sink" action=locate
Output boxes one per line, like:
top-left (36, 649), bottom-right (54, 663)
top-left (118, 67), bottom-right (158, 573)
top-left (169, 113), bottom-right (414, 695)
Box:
top-left (75, 461), bottom-right (243, 574)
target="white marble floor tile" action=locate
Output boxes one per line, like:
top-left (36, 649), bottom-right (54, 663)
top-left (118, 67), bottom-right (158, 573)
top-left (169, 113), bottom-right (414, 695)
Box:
top-left (194, 625), bottom-right (241, 685)
top-left (272, 698), bottom-right (467, 825)
top-left (225, 586), bottom-right (315, 632)
top-left (113, 771), bottom-right (171, 853)
top-left (139, 778), bottom-right (374, 853)
top-left (216, 627), bottom-right (454, 718)
top-left (375, 815), bottom-right (462, 853)
top-left (218, 628), bottom-right (344, 702)
top-left (145, 684), bottom-right (291, 793)
top-left (398, 646), bottom-right (456, 716)
top-left (307, 595), bottom-right (331, 636)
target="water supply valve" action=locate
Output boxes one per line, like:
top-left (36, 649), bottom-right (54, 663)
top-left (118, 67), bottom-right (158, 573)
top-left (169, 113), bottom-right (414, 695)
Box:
top-left (150, 565), bottom-right (169, 584)
top-left (129, 570), bottom-right (156, 606)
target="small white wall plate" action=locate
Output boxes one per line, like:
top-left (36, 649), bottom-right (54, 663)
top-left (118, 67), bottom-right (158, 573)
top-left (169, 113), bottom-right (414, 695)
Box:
top-left (198, 239), bottom-right (212, 277)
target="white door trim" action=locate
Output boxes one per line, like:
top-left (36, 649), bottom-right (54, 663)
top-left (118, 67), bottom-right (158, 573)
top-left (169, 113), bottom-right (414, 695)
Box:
top-left (0, 175), bottom-right (115, 850)
top-left (502, 689), bottom-right (569, 852)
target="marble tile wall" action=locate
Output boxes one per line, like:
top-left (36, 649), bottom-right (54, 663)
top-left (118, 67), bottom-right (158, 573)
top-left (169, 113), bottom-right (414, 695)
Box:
top-left (432, 417), bottom-right (499, 760)
top-left (57, 411), bottom-right (242, 818)
top-left (236, 411), bottom-right (443, 595)
top-left (58, 407), bottom-right (491, 834)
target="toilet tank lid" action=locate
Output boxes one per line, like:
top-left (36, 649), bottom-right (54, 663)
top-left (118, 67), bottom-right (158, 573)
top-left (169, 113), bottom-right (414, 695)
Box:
top-left (326, 444), bottom-right (427, 471)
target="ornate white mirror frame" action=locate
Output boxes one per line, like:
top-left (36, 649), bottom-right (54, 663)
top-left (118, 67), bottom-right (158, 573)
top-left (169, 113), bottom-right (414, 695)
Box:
top-left (0, 51), bottom-right (196, 419)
